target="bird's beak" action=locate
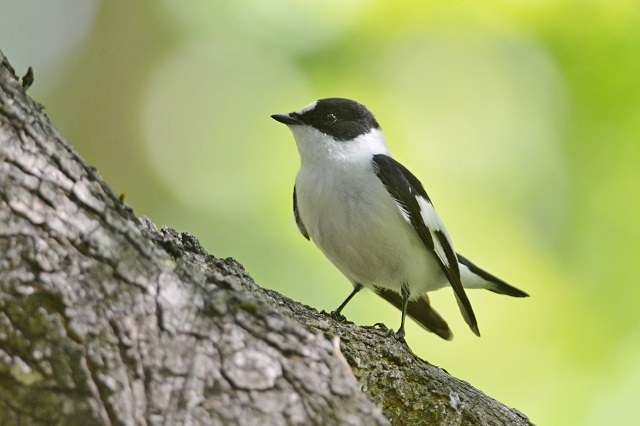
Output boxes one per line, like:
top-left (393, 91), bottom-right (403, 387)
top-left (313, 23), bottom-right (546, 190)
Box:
top-left (271, 113), bottom-right (303, 125)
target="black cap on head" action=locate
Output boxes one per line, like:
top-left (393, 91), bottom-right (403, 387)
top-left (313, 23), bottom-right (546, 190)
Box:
top-left (291, 98), bottom-right (380, 141)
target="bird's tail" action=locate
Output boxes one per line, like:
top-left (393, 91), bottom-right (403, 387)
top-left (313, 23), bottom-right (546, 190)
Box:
top-left (375, 288), bottom-right (453, 340)
top-left (457, 253), bottom-right (529, 297)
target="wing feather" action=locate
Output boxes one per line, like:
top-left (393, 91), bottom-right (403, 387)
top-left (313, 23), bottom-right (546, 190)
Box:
top-left (372, 154), bottom-right (479, 336)
top-left (293, 186), bottom-right (309, 240)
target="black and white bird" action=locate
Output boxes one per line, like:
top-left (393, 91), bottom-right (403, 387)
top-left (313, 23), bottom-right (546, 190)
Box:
top-left (272, 98), bottom-right (528, 341)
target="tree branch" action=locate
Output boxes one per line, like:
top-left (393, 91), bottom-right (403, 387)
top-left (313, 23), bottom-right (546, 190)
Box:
top-left (0, 50), bottom-right (532, 426)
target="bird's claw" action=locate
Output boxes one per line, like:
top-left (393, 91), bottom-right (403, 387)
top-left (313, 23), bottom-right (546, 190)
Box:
top-left (363, 322), bottom-right (389, 332)
top-left (322, 309), bottom-right (349, 323)
top-left (372, 322), bottom-right (388, 331)
top-left (363, 323), bottom-right (405, 343)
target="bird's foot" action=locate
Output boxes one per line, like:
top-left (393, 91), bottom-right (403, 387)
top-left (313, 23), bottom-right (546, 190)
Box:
top-left (363, 322), bottom-right (389, 332)
top-left (394, 328), bottom-right (407, 344)
top-left (372, 322), bottom-right (388, 331)
top-left (322, 309), bottom-right (350, 323)
top-left (364, 323), bottom-right (405, 342)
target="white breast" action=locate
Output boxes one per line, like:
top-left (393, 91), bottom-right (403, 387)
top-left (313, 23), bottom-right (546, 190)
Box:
top-left (295, 155), bottom-right (447, 297)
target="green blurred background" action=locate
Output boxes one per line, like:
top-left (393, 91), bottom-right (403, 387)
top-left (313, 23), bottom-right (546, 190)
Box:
top-left (2, 1), bottom-right (639, 424)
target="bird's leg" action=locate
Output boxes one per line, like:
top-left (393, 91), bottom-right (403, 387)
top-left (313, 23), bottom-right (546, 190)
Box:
top-left (328, 283), bottom-right (363, 322)
top-left (394, 284), bottom-right (410, 343)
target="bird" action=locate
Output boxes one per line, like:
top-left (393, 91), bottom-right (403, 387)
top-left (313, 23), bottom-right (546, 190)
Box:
top-left (271, 98), bottom-right (528, 341)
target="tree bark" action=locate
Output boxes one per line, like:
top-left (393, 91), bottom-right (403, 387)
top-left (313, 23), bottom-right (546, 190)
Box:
top-left (0, 50), bottom-right (533, 426)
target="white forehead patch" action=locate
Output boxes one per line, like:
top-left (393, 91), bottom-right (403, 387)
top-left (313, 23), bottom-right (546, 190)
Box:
top-left (295, 100), bottom-right (318, 115)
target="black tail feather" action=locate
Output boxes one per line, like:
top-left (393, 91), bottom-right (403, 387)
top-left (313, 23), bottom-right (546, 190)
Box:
top-left (457, 253), bottom-right (530, 298)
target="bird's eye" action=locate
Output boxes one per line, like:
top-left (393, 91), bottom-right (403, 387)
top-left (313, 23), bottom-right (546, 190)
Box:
top-left (321, 113), bottom-right (337, 125)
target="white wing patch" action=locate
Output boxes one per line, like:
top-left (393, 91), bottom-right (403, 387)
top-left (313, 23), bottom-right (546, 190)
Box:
top-left (417, 196), bottom-right (454, 269)
top-left (431, 233), bottom-right (449, 268)
top-left (417, 196), bottom-right (442, 231)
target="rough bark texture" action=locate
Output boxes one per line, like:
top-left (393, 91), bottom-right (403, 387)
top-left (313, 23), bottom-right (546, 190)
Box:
top-left (0, 50), bottom-right (533, 426)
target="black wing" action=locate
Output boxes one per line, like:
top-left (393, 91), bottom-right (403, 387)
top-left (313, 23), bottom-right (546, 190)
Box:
top-left (293, 185), bottom-right (309, 240)
top-left (372, 154), bottom-right (479, 336)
